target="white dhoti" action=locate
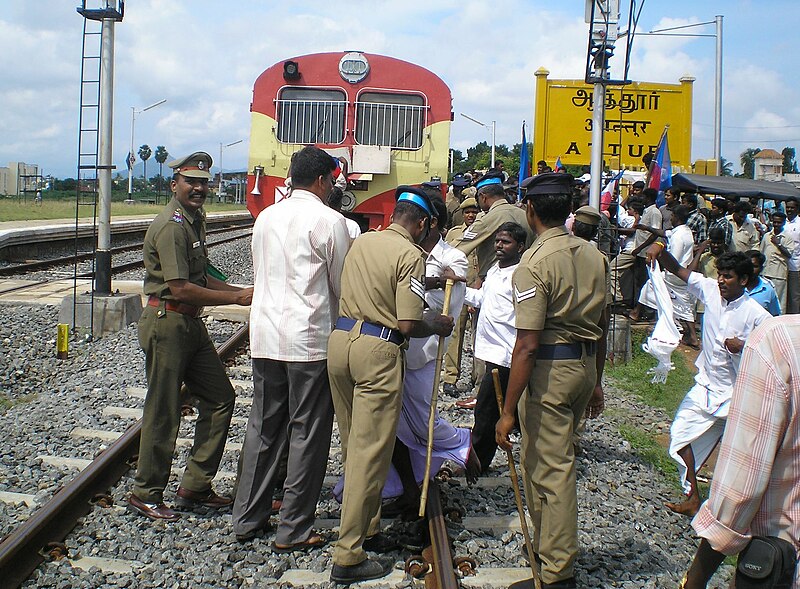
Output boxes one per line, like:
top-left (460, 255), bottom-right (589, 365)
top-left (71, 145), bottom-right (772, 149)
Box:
top-left (639, 275), bottom-right (696, 323)
top-left (669, 383), bottom-right (728, 494)
top-left (334, 359), bottom-right (472, 501)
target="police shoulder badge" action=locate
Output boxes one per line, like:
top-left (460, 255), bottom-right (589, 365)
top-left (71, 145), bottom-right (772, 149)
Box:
top-left (171, 209), bottom-right (183, 223)
top-left (514, 284), bottom-right (537, 303)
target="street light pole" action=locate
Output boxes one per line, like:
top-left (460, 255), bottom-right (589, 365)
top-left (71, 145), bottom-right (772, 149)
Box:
top-left (127, 98), bottom-right (166, 201)
top-left (460, 113), bottom-right (496, 169)
top-left (219, 139), bottom-right (243, 202)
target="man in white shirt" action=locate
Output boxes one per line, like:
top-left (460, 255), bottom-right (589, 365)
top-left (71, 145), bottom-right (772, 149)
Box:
top-left (647, 247), bottom-right (770, 517)
top-left (784, 196), bottom-right (800, 313)
top-left (464, 221), bottom-right (527, 473)
top-left (233, 146), bottom-right (351, 547)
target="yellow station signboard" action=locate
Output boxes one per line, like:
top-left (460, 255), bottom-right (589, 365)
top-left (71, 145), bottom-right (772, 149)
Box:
top-left (533, 68), bottom-right (693, 170)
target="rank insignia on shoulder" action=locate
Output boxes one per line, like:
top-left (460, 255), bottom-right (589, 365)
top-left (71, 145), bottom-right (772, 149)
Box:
top-left (410, 276), bottom-right (425, 300)
top-left (462, 229), bottom-right (477, 241)
top-left (171, 209), bottom-right (183, 223)
top-left (514, 285), bottom-right (537, 303)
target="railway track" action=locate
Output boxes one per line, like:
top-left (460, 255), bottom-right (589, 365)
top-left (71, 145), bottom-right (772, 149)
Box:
top-left (0, 321), bottom-right (507, 588)
top-left (0, 222), bottom-right (253, 277)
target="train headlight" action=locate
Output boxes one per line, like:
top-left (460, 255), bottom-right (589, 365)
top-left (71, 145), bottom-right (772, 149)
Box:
top-left (283, 60), bottom-right (300, 81)
top-left (339, 52), bottom-right (369, 84)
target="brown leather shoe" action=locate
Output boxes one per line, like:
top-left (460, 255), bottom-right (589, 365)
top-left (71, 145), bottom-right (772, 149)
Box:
top-left (128, 494), bottom-right (180, 521)
top-left (175, 487), bottom-right (233, 509)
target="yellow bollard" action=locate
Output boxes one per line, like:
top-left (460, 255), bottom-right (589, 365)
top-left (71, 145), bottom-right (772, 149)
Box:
top-left (56, 324), bottom-right (69, 360)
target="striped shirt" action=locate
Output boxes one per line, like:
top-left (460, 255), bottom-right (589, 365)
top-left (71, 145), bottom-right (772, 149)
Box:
top-left (693, 315), bottom-right (800, 587)
top-left (249, 189), bottom-right (351, 361)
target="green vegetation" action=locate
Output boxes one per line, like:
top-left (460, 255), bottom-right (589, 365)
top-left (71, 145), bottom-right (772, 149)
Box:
top-left (606, 328), bottom-right (696, 415)
top-left (0, 196), bottom-right (247, 222)
top-left (618, 423), bottom-right (680, 489)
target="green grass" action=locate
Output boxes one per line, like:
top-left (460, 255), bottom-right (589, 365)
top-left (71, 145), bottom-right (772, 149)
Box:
top-left (0, 198), bottom-right (248, 222)
top-left (618, 423), bottom-right (681, 489)
top-left (606, 327), bottom-right (696, 415)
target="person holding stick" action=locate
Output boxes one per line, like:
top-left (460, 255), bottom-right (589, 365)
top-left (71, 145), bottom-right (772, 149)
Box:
top-left (496, 173), bottom-right (609, 589)
top-left (327, 185), bottom-right (454, 585)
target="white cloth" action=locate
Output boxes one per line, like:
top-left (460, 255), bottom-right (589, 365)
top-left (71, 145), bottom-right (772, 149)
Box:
top-left (464, 262), bottom-right (517, 368)
top-left (669, 383), bottom-right (728, 494)
top-left (405, 238), bottom-right (467, 370)
top-left (344, 217), bottom-right (361, 241)
top-left (641, 263), bottom-right (680, 383)
top-left (786, 216), bottom-right (800, 271)
top-left (616, 207), bottom-right (636, 253)
top-left (249, 189), bottom-right (351, 361)
top-left (686, 272), bottom-right (771, 404)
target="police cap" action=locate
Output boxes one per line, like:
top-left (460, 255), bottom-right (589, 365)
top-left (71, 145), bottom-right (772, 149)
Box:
top-left (521, 172), bottom-right (574, 200)
top-left (451, 173), bottom-right (470, 187)
top-left (574, 205), bottom-right (601, 226)
top-left (168, 152), bottom-right (213, 179)
top-left (459, 197), bottom-right (479, 210)
top-left (395, 185), bottom-right (435, 218)
top-left (475, 171), bottom-right (505, 191)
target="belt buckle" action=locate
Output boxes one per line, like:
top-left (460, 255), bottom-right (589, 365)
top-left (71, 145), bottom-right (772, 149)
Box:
top-left (378, 326), bottom-right (390, 342)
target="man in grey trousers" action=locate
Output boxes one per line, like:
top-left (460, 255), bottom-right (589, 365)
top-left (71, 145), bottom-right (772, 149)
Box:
top-left (232, 146), bottom-right (351, 547)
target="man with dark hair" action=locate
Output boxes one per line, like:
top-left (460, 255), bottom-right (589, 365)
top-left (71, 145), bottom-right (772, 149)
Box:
top-left (647, 245), bottom-right (770, 517)
top-left (328, 186), bottom-right (362, 240)
top-left (630, 180), bottom-right (645, 198)
top-left (130, 152), bottom-right (254, 521)
top-left (627, 188), bottom-right (662, 321)
top-left (233, 146), bottom-right (350, 546)
top-left (681, 193), bottom-right (708, 245)
top-left (464, 221), bottom-right (528, 473)
top-left (745, 250), bottom-right (782, 316)
top-left (327, 186), bottom-right (454, 584)
top-left (609, 198), bottom-right (645, 308)
top-left (707, 198), bottom-right (732, 250)
top-left (455, 170), bottom-right (534, 281)
top-left (760, 210), bottom-right (794, 312)
top-left (496, 173), bottom-right (609, 589)
top-left (660, 187), bottom-right (680, 231)
top-left (731, 200), bottom-right (760, 253)
top-left (785, 196), bottom-right (800, 313)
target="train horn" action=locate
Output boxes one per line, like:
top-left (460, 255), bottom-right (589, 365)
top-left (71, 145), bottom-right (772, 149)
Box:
top-left (251, 165), bottom-right (264, 196)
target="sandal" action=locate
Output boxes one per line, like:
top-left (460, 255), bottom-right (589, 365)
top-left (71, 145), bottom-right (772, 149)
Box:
top-left (271, 533), bottom-right (326, 553)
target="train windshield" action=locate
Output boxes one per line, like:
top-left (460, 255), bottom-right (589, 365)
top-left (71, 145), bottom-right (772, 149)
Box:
top-left (276, 87), bottom-right (346, 144)
top-left (355, 92), bottom-right (426, 150)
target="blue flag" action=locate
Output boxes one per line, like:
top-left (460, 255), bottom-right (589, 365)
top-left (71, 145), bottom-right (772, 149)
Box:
top-left (518, 122), bottom-right (530, 202)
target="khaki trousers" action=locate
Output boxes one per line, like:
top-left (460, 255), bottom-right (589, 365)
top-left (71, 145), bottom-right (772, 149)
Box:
top-left (134, 306), bottom-right (235, 503)
top-left (765, 275), bottom-right (787, 313)
top-left (328, 326), bottom-right (405, 566)
top-left (518, 352), bottom-right (596, 584)
top-left (443, 307), bottom-right (469, 385)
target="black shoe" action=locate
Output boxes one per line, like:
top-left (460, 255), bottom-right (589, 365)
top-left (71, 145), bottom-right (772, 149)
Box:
top-left (363, 532), bottom-right (400, 553)
top-left (442, 383), bottom-right (459, 397)
top-left (542, 578), bottom-right (577, 589)
top-left (331, 558), bottom-right (393, 584)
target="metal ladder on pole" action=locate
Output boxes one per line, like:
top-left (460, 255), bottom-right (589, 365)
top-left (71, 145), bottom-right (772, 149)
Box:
top-left (72, 13), bottom-right (103, 338)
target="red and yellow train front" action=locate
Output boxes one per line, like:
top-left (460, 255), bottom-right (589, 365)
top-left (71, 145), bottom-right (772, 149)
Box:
top-left (247, 51), bottom-right (452, 228)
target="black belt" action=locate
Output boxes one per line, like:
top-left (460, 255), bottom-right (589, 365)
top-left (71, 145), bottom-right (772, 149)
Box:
top-left (537, 341), bottom-right (597, 360)
top-left (334, 317), bottom-right (404, 346)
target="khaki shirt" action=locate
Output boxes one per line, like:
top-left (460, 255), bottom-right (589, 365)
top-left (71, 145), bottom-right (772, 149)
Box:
top-left (338, 223), bottom-right (426, 330)
top-left (760, 231), bottom-right (791, 280)
top-left (456, 199), bottom-right (534, 278)
top-left (731, 219), bottom-right (760, 253)
top-left (446, 192), bottom-right (463, 228)
top-left (513, 226), bottom-right (608, 345)
top-left (446, 224), bottom-right (479, 285)
top-left (142, 197), bottom-right (207, 300)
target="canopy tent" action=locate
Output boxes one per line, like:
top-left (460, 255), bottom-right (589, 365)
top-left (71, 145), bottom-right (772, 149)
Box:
top-left (671, 173), bottom-right (800, 202)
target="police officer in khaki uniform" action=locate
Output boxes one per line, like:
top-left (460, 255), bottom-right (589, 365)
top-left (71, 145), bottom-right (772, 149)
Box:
top-left (496, 173), bottom-right (608, 589)
top-left (455, 171), bottom-right (534, 280)
top-left (328, 186), bottom-right (454, 585)
top-left (445, 173), bottom-right (470, 228)
top-left (129, 152), bottom-right (254, 521)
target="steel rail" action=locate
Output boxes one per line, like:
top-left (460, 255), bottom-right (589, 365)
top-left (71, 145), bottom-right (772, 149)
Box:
top-left (426, 480), bottom-right (460, 589)
top-left (0, 322), bottom-right (250, 589)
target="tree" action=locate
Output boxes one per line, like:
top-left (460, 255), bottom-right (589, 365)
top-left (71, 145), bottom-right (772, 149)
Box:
top-left (720, 157), bottom-right (734, 177)
top-left (781, 147), bottom-right (798, 174)
top-left (154, 145), bottom-right (169, 198)
top-left (138, 144), bottom-right (152, 185)
top-left (739, 147), bottom-right (761, 179)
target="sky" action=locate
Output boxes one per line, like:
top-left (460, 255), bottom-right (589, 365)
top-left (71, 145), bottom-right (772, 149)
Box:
top-left (2, 0), bottom-right (800, 179)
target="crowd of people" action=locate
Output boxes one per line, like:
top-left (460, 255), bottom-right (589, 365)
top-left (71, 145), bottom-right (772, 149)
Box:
top-left (128, 147), bottom-right (799, 588)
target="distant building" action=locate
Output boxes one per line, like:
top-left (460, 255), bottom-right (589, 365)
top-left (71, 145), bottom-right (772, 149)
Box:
top-left (754, 149), bottom-right (783, 181)
top-left (0, 162), bottom-right (40, 196)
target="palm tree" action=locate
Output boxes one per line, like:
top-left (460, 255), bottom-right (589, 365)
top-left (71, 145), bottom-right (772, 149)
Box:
top-left (739, 147), bottom-right (761, 179)
top-left (154, 146), bottom-right (169, 200)
top-left (138, 144), bottom-right (152, 187)
top-left (720, 157), bottom-right (734, 177)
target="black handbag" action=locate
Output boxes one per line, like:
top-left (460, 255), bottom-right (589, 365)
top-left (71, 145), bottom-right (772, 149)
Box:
top-left (736, 537), bottom-right (798, 589)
